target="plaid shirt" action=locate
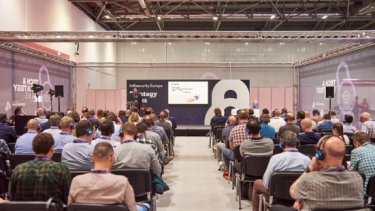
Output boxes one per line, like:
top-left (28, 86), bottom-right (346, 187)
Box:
top-left (350, 143), bottom-right (375, 189)
top-left (229, 120), bottom-right (251, 149)
top-left (10, 160), bottom-right (71, 203)
top-left (136, 135), bottom-right (158, 156)
top-left (0, 139), bottom-right (10, 156)
top-left (361, 120), bottom-right (375, 138)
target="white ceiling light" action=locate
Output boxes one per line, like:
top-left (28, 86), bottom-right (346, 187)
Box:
top-left (103, 15), bottom-right (111, 19)
top-left (270, 15), bottom-right (276, 20)
top-left (157, 15), bottom-right (162, 20)
top-left (322, 15), bottom-right (328, 20)
top-left (212, 16), bottom-right (218, 21)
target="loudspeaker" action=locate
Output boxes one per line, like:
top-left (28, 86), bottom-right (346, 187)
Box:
top-left (325, 86), bottom-right (334, 98)
top-left (55, 85), bottom-right (64, 97)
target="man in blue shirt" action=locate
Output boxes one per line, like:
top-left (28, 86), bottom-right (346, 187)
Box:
top-left (15, 119), bottom-right (39, 154)
top-left (260, 114), bottom-right (276, 139)
top-left (317, 114), bottom-right (334, 132)
top-left (0, 113), bottom-right (17, 143)
top-left (62, 120), bottom-right (94, 170)
top-left (53, 116), bottom-right (76, 152)
top-left (350, 132), bottom-right (375, 190)
top-left (210, 108), bottom-right (227, 128)
top-left (298, 118), bottom-right (321, 145)
top-left (252, 131), bottom-right (311, 211)
top-left (92, 120), bottom-right (120, 148)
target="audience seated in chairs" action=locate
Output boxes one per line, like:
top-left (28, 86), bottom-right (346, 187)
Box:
top-left (92, 120), bottom-right (120, 148)
top-left (135, 122), bottom-right (158, 157)
top-left (297, 118), bottom-right (321, 145)
top-left (54, 116), bottom-right (77, 152)
top-left (15, 119), bottom-right (39, 154)
top-left (350, 132), bottom-right (375, 191)
top-left (289, 136), bottom-right (364, 210)
top-left (210, 107), bottom-right (227, 128)
top-left (343, 114), bottom-right (357, 134)
top-left (215, 115), bottom-right (237, 162)
top-left (62, 120), bottom-right (94, 171)
top-left (0, 113), bottom-right (17, 144)
top-left (251, 131), bottom-right (310, 211)
top-left (114, 122), bottom-right (162, 177)
top-left (260, 114), bottom-right (276, 139)
top-left (142, 118), bottom-right (166, 161)
top-left (295, 111), bottom-right (305, 130)
top-left (222, 110), bottom-right (251, 178)
top-left (68, 142), bottom-right (138, 211)
top-left (10, 133), bottom-right (71, 203)
top-left (143, 114), bottom-right (168, 145)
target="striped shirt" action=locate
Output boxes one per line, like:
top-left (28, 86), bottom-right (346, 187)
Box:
top-left (229, 120), bottom-right (251, 149)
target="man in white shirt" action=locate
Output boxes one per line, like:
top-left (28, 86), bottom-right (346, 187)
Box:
top-left (269, 109), bottom-right (286, 132)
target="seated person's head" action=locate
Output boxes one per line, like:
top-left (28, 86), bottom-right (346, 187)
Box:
top-left (301, 118), bottom-right (313, 132)
top-left (344, 115), bottom-right (353, 124)
top-left (68, 111), bottom-right (80, 123)
top-left (273, 109), bottom-right (281, 117)
top-left (121, 122), bottom-right (137, 139)
top-left (312, 109), bottom-right (320, 117)
top-left (286, 112), bottom-right (295, 123)
top-left (360, 112), bottom-right (372, 123)
top-left (33, 133), bottom-right (55, 157)
top-left (227, 115), bottom-right (237, 125)
top-left (214, 108), bottom-right (222, 116)
top-left (260, 114), bottom-right (270, 125)
top-left (99, 120), bottom-right (114, 137)
top-left (238, 110), bottom-right (249, 120)
top-left (323, 114), bottom-right (331, 121)
top-left (262, 108), bottom-right (269, 115)
top-left (92, 142), bottom-right (114, 169)
top-left (247, 120), bottom-right (261, 136)
top-left (159, 111), bottom-right (167, 120)
top-left (75, 120), bottom-right (94, 140)
top-left (352, 132), bottom-right (370, 148)
top-left (316, 135), bottom-right (346, 168)
top-left (142, 115), bottom-right (154, 127)
top-left (279, 131), bottom-right (298, 148)
top-left (332, 123), bottom-right (344, 137)
top-left (136, 122), bottom-right (148, 136)
top-left (296, 111), bottom-right (305, 120)
top-left (27, 119), bottom-right (40, 131)
top-left (50, 114), bottom-right (61, 127)
top-left (60, 116), bottom-right (74, 131)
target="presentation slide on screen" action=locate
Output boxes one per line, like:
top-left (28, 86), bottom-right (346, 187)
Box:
top-left (168, 81), bottom-right (208, 104)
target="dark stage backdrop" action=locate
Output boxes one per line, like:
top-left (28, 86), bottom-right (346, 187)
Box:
top-left (127, 80), bottom-right (250, 125)
top-left (299, 46), bottom-right (375, 128)
top-left (0, 48), bottom-right (72, 117)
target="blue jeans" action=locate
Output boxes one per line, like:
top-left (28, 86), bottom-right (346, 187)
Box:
top-left (222, 148), bottom-right (234, 169)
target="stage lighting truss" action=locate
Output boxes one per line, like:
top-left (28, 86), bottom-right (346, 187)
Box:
top-left (0, 31), bottom-right (374, 42)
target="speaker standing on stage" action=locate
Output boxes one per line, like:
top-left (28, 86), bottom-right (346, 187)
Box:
top-left (130, 88), bottom-right (142, 109)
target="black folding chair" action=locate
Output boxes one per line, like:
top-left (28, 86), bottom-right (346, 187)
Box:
top-left (259, 171), bottom-right (303, 211)
top-left (7, 143), bottom-right (15, 154)
top-left (68, 203), bottom-right (129, 211)
top-left (228, 145), bottom-right (241, 186)
top-left (111, 169), bottom-right (155, 210)
top-left (52, 153), bottom-right (62, 162)
top-left (273, 145), bottom-right (283, 155)
top-left (0, 198), bottom-right (64, 211)
top-left (9, 154), bottom-right (34, 170)
top-left (235, 155), bottom-right (272, 209)
top-left (367, 174), bottom-right (375, 205)
top-left (297, 144), bottom-right (317, 158)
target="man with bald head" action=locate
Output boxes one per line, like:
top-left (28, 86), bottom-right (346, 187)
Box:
top-left (297, 118), bottom-right (321, 145)
top-left (289, 136), bottom-right (364, 210)
top-left (15, 119), bottom-right (39, 153)
top-left (215, 115), bottom-right (237, 162)
top-left (360, 112), bottom-right (375, 139)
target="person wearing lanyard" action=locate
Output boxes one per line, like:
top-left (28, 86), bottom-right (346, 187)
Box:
top-left (62, 120), bottom-right (95, 171)
top-left (15, 119), bottom-right (39, 154)
top-left (68, 142), bottom-right (138, 211)
top-left (54, 116), bottom-right (76, 152)
top-left (350, 132), bottom-right (375, 191)
top-left (251, 131), bottom-right (311, 211)
top-left (10, 133), bottom-right (71, 203)
top-left (289, 136), bottom-right (364, 211)
top-left (92, 119), bottom-right (120, 148)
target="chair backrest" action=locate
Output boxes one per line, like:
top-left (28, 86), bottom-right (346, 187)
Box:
top-left (232, 145), bottom-right (242, 162)
top-left (9, 154), bottom-right (34, 170)
top-left (0, 153), bottom-right (8, 173)
top-left (111, 169), bottom-right (151, 200)
top-left (242, 155), bottom-right (271, 177)
top-left (52, 153), bottom-right (62, 162)
top-left (214, 126), bottom-right (225, 141)
top-left (297, 144), bottom-right (317, 157)
top-left (7, 143), bottom-right (15, 154)
top-left (268, 171), bottom-right (303, 201)
top-left (0, 198), bottom-right (64, 211)
top-left (70, 171), bottom-right (89, 179)
top-left (163, 128), bottom-right (172, 142)
top-left (68, 203), bottom-right (129, 211)
top-left (367, 174), bottom-right (375, 199)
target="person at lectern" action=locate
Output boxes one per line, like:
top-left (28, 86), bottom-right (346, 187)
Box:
top-left (129, 88), bottom-right (142, 109)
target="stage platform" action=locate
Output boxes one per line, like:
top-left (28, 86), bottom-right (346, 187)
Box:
top-left (175, 125), bottom-right (210, 136)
